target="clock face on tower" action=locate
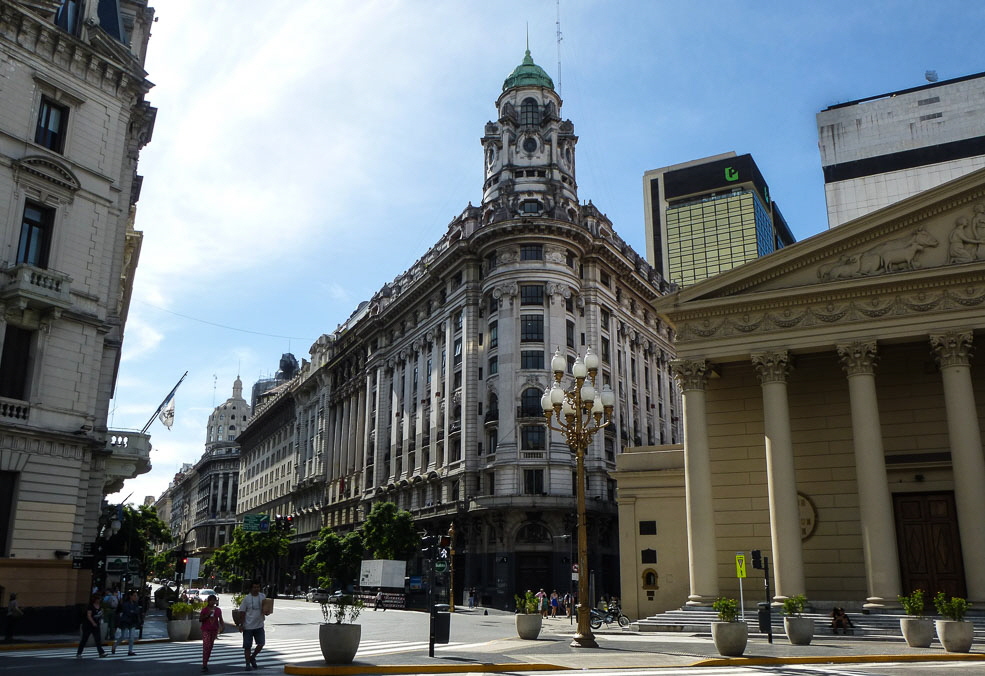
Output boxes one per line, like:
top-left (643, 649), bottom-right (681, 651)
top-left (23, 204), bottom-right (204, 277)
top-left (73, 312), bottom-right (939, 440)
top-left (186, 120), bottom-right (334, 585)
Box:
top-left (522, 137), bottom-right (538, 153)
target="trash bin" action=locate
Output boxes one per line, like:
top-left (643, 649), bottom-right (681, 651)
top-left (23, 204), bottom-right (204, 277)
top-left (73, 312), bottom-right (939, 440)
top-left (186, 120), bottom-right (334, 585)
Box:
top-left (433, 605), bottom-right (450, 644)
top-left (757, 602), bottom-right (771, 633)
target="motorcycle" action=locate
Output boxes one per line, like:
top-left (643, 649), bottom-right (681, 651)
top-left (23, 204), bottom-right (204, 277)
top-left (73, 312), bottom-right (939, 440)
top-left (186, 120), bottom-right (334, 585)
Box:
top-left (589, 605), bottom-right (631, 629)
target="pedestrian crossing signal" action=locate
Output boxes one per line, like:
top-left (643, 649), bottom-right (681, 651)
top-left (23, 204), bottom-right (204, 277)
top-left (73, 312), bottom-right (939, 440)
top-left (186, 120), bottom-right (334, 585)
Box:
top-left (751, 549), bottom-right (762, 570)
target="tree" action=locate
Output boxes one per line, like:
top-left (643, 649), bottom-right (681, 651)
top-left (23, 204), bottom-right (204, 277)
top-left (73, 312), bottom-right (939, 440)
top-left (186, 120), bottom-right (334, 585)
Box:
top-left (221, 527), bottom-right (290, 580)
top-left (302, 528), bottom-right (364, 590)
top-left (361, 501), bottom-right (419, 560)
top-left (105, 504), bottom-right (172, 580)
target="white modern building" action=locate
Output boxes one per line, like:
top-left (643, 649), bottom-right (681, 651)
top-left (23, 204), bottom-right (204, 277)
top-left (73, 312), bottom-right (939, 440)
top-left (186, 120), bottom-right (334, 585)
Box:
top-left (818, 70), bottom-right (985, 228)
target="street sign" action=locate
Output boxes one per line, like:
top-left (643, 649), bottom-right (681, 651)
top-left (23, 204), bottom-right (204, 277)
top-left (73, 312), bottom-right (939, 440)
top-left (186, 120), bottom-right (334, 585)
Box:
top-left (434, 560), bottom-right (448, 573)
top-left (72, 556), bottom-right (85, 570)
top-left (83, 542), bottom-right (93, 555)
top-left (571, 563), bottom-right (579, 573)
top-left (106, 556), bottom-right (129, 573)
top-left (243, 514), bottom-right (270, 533)
top-left (735, 554), bottom-right (747, 579)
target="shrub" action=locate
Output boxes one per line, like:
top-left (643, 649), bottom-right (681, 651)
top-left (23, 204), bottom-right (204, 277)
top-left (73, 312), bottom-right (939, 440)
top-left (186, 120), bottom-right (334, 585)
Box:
top-left (712, 597), bottom-right (740, 623)
top-left (232, 593), bottom-right (245, 607)
top-left (933, 591), bottom-right (969, 622)
top-left (320, 595), bottom-right (363, 624)
top-left (898, 589), bottom-right (925, 616)
top-left (169, 601), bottom-right (193, 620)
top-left (514, 590), bottom-right (538, 614)
top-left (781, 595), bottom-right (807, 616)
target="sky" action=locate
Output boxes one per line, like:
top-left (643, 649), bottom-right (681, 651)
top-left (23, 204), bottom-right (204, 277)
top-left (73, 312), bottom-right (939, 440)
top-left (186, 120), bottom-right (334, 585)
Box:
top-left (106, 0), bottom-right (985, 505)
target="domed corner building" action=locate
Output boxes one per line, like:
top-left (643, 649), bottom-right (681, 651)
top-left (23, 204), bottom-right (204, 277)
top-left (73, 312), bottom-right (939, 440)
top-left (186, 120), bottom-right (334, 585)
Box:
top-left (644, 166), bottom-right (985, 617)
top-left (236, 50), bottom-right (682, 609)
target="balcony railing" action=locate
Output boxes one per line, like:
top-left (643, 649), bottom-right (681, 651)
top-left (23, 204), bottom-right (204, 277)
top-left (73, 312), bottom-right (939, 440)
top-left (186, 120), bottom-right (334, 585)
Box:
top-left (0, 397), bottom-right (30, 422)
top-left (0, 264), bottom-right (72, 313)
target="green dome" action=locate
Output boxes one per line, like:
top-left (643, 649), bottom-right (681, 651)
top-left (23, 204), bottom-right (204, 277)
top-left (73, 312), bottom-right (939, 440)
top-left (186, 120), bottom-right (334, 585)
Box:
top-left (502, 50), bottom-right (554, 91)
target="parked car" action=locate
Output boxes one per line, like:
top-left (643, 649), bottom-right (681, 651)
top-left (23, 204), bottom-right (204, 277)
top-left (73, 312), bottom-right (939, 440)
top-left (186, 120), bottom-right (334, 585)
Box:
top-left (306, 588), bottom-right (331, 603)
top-left (198, 588), bottom-right (218, 601)
top-left (184, 588), bottom-right (201, 601)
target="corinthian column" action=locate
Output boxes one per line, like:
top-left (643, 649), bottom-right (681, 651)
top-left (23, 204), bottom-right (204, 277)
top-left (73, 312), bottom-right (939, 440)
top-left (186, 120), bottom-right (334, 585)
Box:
top-left (751, 350), bottom-right (806, 601)
top-left (836, 341), bottom-right (900, 608)
top-left (671, 358), bottom-right (718, 606)
top-left (930, 330), bottom-right (985, 602)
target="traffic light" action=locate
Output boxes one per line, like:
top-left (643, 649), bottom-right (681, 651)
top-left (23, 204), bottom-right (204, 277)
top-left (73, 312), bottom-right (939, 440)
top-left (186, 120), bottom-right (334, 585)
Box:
top-left (175, 552), bottom-right (187, 575)
top-left (421, 535), bottom-right (439, 558)
top-left (751, 550), bottom-right (762, 570)
top-left (437, 535), bottom-right (450, 560)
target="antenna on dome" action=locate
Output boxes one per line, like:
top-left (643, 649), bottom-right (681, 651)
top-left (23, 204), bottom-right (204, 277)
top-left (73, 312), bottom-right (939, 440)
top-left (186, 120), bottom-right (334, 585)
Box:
top-left (556, 0), bottom-right (563, 95)
top-left (526, 22), bottom-right (529, 52)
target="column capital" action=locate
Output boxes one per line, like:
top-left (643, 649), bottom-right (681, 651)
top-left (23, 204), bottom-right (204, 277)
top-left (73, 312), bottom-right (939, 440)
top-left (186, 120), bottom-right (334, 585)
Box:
top-left (930, 330), bottom-right (974, 368)
top-left (670, 359), bottom-right (711, 391)
top-left (837, 340), bottom-right (879, 376)
top-left (751, 350), bottom-right (792, 385)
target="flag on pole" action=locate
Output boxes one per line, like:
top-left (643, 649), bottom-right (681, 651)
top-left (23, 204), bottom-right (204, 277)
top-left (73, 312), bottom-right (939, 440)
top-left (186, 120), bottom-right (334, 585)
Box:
top-left (159, 397), bottom-right (175, 430)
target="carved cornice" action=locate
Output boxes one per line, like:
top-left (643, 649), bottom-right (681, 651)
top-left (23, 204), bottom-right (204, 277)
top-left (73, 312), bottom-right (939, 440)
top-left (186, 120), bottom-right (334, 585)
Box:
top-left (670, 359), bottom-right (710, 391)
top-left (930, 330), bottom-right (974, 368)
top-left (751, 351), bottom-right (791, 385)
top-left (836, 340), bottom-right (878, 376)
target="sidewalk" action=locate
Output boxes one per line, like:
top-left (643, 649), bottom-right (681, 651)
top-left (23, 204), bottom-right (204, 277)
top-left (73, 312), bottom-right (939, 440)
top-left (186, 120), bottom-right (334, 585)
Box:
top-left (0, 607), bottom-right (171, 650)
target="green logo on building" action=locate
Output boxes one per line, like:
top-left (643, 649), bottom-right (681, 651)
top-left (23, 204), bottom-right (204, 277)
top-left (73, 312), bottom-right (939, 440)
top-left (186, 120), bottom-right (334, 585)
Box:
top-left (724, 167), bottom-right (739, 182)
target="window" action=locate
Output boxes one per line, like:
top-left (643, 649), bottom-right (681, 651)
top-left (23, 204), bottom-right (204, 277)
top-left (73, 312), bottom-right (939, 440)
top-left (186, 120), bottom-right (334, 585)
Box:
top-left (520, 284), bottom-right (544, 306)
top-left (0, 471), bottom-right (17, 556)
top-left (488, 321), bottom-right (498, 348)
top-left (55, 0), bottom-right (82, 33)
top-left (0, 326), bottom-right (34, 400)
top-left (453, 338), bottom-right (462, 366)
top-left (565, 296), bottom-right (574, 313)
top-left (520, 388), bottom-right (543, 416)
top-left (521, 425), bottom-right (546, 450)
top-left (601, 337), bottom-right (610, 362)
top-left (488, 295), bottom-right (498, 314)
top-left (520, 244), bottom-right (543, 261)
top-left (488, 356), bottom-right (498, 375)
top-left (486, 251), bottom-right (497, 270)
top-left (520, 97), bottom-right (539, 125)
top-left (520, 315), bottom-right (544, 342)
top-left (17, 202), bottom-right (53, 268)
top-left (35, 96), bottom-right (68, 153)
top-left (566, 250), bottom-right (575, 267)
top-left (600, 271), bottom-right (610, 287)
top-left (521, 200), bottom-right (541, 213)
top-left (600, 307), bottom-right (610, 331)
top-left (566, 320), bottom-right (575, 349)
top-left (454, 311), bottom-right (463, 330)
top-left (523, 469), bottom-right (545, 495)
top-left (520, 350), bottom-right (544, 370)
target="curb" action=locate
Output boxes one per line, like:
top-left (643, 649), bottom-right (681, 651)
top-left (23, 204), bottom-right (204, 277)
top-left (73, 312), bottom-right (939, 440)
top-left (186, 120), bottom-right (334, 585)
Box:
top-left (694, 653), bottom-right (985, 667)
top-left (284, 664), bottom-right (570, 675)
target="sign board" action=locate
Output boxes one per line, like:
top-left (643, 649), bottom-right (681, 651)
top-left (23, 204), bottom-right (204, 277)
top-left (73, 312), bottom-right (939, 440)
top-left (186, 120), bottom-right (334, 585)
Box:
top-left (106, 556), bottom-right (129, 573)
top-left (128, 559), bottom-right (141, 573)
top-left (243, 514), bottom-right (270, 533)
top-left (735, 554), bottom-right (746, 579)
top-left (409, 576), bottom-right (423, 591)
top-left (73, 556), bottom-right (85, 570)
top-left (83, 542), bottom-right (93, 555)
top-left (571, 563), bottom-right (579, 573)
top-left (434, 560), bottom-right (448, 573)
top-left (184, 557), bottom-right (202, 581)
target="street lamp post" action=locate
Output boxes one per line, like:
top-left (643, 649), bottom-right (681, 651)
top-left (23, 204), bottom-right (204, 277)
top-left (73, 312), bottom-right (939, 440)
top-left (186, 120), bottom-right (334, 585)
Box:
top-left (542, 347), bottom-right (614, 649)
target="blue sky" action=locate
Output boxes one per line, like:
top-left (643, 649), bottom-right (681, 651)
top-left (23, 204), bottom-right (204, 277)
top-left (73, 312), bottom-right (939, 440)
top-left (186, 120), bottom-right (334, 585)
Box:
top-left (107, 0), bottom-right (985, 504)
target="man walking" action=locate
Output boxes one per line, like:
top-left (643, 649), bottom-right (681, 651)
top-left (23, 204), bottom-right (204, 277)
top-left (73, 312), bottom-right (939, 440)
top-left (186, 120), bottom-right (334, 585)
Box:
top-left (237, 581), bottom-right (270, 670)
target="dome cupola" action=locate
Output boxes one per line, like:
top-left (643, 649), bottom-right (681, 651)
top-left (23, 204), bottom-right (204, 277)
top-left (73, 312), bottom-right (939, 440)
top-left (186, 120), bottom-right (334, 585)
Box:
top-left (502, 49), bottom-right (555, 91)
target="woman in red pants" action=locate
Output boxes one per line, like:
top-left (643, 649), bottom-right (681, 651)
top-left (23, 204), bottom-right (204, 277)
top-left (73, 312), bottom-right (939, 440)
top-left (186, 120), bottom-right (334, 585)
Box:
top-left (199, 594), bottom-right (225, 673)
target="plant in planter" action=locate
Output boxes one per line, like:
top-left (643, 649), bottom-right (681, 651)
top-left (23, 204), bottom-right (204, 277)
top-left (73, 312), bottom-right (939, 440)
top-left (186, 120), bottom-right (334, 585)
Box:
top-left (317, 594), bottom-right (364, 664)
top-left (513, 591), bottom-right (543, 640)
top-left (167, 601), bottom-right (194, 641)
top-left (710, 597), bottom-right (747, 657)
top-left (897, 589), bottom-right (933, 648)
top-left (933, 591), bottom-right (973, 653)
top-left (231, 593), bottom-right (245, 628)
top-left (781, 595), bottom-right (813, 646)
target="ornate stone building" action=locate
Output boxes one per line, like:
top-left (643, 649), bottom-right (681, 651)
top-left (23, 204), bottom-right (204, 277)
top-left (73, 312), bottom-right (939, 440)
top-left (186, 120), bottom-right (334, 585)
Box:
top-left (619, 168), bottom-right (985, 619)
top-left (239, 50), bottom-right (680, 606)
top-left (0, 0), bottom-right (156, 622)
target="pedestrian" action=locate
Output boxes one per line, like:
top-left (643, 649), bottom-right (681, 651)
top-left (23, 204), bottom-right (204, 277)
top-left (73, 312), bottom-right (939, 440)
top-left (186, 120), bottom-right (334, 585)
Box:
top-left (102, 587), bottom-right (119, 645)
top-left (236, 580), bottom-right (270, 670)
top-left (5, 593), bottom-right (22, 642)
top-left (535, 588), bottom-right (547, 617)
top-left (374, 588), bottom-right (385, 611)
top-left (114, 590), bottom-right (141, 656)
top-left (200, 594), bottom-right (225, 673)
top-left (76, 593), bottom-right (107, 658)
top-left (563, 592), bottom-right (572, 618)
top-left (550, 590), bottom-right (559, 618)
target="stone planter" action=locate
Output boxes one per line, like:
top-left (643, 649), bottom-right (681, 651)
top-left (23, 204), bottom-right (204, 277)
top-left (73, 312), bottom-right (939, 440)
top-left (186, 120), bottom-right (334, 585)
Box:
top-left (318, 623), bottom-right (361, 664)
top-left (167, 619), bottom-right (191, 641)
top-left (900, 617), bottom-right (934, 648)
top-left (231, 609), bottom-right (244, 627)
top-left (935, 619), bottom-right (973, 653)
top-left (188, 619), bottom-right (202, 641)
top-left (515, 613), bottom-right (543, 640)
top-left (711, 621), bottom-right (748, 656)
top-left (783, 616), bottom-right (814, 645)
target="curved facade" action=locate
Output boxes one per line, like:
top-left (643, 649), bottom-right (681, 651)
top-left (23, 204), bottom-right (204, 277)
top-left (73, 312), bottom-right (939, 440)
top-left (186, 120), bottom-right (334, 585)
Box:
top-left (240, 51), bottom-right (681, 606)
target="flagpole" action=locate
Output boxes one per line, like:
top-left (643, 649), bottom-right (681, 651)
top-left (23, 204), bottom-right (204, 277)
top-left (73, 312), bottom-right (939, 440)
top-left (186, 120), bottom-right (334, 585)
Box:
top-left (141, 371), bottom-right (188, 434)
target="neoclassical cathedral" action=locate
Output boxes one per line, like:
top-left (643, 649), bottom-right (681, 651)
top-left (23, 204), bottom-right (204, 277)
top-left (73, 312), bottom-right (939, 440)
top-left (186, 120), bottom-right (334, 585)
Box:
top-left (238, 50), bottom-right (680, 607)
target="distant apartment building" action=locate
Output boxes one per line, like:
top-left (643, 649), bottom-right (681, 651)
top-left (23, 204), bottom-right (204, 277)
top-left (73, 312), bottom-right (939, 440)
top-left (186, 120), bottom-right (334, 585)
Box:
top-left (0, 0), bottom-right (156, 623)
top-left (818, 71), bottom-right (985, 228)
top-left (642, 152), bottom-right (795, 288)
top-left (237, 50), bottom-right (681, 606)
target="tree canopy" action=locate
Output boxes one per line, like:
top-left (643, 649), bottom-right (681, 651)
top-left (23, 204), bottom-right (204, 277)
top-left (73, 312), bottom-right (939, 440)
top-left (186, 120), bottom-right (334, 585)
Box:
top-left (361, 501), bottom-right (419, 560)
top-left (105, 504), bottom-right (172, 579)
top-left (204, 527), bottom-right (291, 581)
top-left (301, 528), bottom-right (364, 590)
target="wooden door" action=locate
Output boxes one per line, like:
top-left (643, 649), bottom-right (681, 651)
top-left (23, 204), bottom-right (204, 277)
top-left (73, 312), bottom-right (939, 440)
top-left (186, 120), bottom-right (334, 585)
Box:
top-left (893, 492), bottom-right (966, 598)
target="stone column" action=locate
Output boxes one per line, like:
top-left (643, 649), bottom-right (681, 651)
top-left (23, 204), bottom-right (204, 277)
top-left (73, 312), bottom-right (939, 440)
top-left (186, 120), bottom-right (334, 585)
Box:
top-left (751, 350), bottom-right (806, 601)
top-left (930, 330), bottom-right (985, 602)
top-left (670, 358), bottom-right (718, 606)
top-left (837, 341), bottom-right (901, 608)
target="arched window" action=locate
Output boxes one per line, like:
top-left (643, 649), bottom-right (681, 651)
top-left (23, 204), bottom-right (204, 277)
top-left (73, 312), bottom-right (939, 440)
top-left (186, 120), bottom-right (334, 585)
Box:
top-left (520, 97), bottom-right (539, 125)
top-left (520, 388), bottom-right (542, 417)
top-left (516, 522), bottom-right (550, 544)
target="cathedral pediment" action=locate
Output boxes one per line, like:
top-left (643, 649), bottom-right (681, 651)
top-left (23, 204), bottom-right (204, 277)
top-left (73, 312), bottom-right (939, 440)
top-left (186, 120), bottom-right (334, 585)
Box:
top-left (654, 168), bottom-right (985, 349)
